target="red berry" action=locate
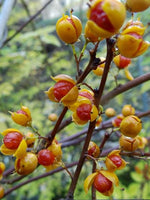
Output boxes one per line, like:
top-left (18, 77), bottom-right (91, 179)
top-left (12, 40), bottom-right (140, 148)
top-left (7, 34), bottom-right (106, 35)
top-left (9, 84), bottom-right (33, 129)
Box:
top-left (38, 149), bottom-right (55, 166)
top-left (16, 110), bottom-right (28, 116)
top-left (3, 132), bottom-right (23, 149)
top-left (88, 145), bottom-right (96, 156)
top-left (76, 104), bottom-right (92, 121)
top-left (118, 55), bottom-right (131, 69)
top-left (54, 80), bottom-right (74, 101)
top-left (128, 32), bottom-right (142, 39)
top-left (79, 91), bottom-right (94, 102)
top-left (109, 155), bottom-right (122, 168)
top-left (113, 117), bottom-right (123, 127)
top-left (90, 2), bottom-right (114, 32)
top-left (94, 173), bottom-right (112, 193)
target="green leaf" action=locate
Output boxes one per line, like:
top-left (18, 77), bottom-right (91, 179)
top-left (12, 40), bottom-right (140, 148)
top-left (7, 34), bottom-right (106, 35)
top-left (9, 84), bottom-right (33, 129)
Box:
top-left (131, 171), bottom-right (143, 182)
top-left (141, 81), bottom-right (150, 93)
top-left (41, 35), bottom-right (61, 47)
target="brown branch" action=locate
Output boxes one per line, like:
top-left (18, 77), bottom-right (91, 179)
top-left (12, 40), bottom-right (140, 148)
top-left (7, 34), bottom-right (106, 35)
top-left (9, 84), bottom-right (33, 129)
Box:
top-left (101, 72), bottom-right (150, 105)
top-left (66, 39), bottom-right (115, 200)
top-left (4, 161), bottom-right (78, 197)
top-left (1, 0), bottom-right (54, 48)
top-left (47, 106), bottom-right (68, 145)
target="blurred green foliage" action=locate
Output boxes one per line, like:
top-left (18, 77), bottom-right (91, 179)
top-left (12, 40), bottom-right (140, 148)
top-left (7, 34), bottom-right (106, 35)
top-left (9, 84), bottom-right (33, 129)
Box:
top-left (0, 0), bottom-right (150, 199)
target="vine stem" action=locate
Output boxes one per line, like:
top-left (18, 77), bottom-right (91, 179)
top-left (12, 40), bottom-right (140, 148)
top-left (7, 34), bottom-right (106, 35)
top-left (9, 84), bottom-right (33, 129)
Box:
top-left (66, 39), bottom-right (115, 200)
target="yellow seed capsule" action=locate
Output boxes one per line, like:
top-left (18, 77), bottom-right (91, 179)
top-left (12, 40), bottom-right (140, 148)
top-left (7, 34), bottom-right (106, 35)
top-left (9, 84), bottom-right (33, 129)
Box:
top-left (10, 106), bottom-right (32, 126)
top-left (117, 20), bottom-right (149, 58)
top-left (0, 162), bottom-right (5, 180)
top-left (136, 136), bottom-right (148, 149)
top-left (119, 135), bottom-right (139, 151)
top-left (56, 14), bottom-right (82, 44)
top-left (120, 115), bottom-right (142, 138)
top-left (105, 108), bottom-right (116, 118)
top-left (15, 152), bottom-right (38, 175)
top-left (126, 0), bottom-right (150, 12)
top-left (48, 113), bottom-right (58, 122)
top-left (0, 185), bottom-right (4, 199)
top-left (84, 21), bottom-right (100, 42)
top-left (122, 104), bottom-right (135, 117)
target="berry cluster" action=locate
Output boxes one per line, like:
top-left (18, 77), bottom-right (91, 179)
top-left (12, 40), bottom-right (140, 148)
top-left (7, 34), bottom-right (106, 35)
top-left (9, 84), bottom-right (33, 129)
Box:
top-left (0, 0), bottom-right (149, 198)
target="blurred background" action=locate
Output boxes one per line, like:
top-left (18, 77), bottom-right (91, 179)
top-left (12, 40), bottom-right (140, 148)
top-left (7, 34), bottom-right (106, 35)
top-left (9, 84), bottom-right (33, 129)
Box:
top-left (0, 0), bottom-right (150, 199)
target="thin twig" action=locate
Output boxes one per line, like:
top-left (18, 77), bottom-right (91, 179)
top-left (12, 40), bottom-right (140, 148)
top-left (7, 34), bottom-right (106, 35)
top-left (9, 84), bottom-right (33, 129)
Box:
top-left (1, 0), bottom-right (54, 48)
top-left (101, 72), bottom-right (150, 105)
top-left (4, 161), bottom-right (78, 197)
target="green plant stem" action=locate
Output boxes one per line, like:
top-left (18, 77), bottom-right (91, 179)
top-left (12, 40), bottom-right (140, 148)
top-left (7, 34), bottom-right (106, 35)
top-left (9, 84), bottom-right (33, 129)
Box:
top-left (71, 44), bottom-right (80, 75)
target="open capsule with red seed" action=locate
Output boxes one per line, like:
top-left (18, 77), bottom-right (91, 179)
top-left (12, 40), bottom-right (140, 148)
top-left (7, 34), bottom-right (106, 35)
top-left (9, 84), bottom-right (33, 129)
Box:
top-left (46, 74), bottom-right (79, 106)
top-left (86, 0), bottom-right (126, 39)
top-left (105, 150), bottom-right (127, 171)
